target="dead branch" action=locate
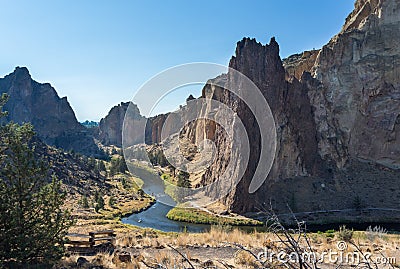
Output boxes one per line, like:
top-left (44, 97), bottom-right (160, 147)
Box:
top-left (167, 244), bottom-right (195, 269)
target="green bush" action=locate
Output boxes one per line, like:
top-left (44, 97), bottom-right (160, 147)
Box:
top-left (109, 156), bottom-right (128, 176)
top-left (94, 191), bottom-right (105, 212)
top-left (108, 196), bottom-right (116, 207)
top-left (338, 225), bottom-right (353, 242)
top-left (79, 195), bottom-right (89, 208)
top-left (325, 229), bottom-right (335, 238)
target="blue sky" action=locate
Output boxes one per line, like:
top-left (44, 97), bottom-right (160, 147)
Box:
top-left (0, 1), bottom-right (354, 121)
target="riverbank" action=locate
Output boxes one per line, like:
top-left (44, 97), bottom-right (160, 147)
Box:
top-left (68, 170), bottom-right (156, 235)
top-left (166, 206), bottom-right (262, 226)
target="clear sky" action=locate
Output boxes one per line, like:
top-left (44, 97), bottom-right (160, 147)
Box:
top-left (0, 1), bottom-right (355, 121)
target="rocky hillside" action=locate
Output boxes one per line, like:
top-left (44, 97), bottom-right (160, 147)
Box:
top-left (0, 67), bottom-right (104, 158)
top-left (174, 0), bottom-right (400, 219)
top-left (30, 138), bottom-right (108, 196)
top-left (4, 0), bottom-right (397, 223)
top-left (283, 49), bottom-right (320, 80)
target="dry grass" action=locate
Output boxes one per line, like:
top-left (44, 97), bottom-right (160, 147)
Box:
top-left (234, 250), bottom-right (259, 268)
top-left (173, 226), bottom-right (267, 248)
top-left (149, 249), bottom-right (190, 268)
top-left (59, 226), bottom-right (400, 269)
top-left (66, 183), bottom-right (400, 269)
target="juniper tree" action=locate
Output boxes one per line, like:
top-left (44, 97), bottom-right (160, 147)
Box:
top-left (109, 156), bottom-right (127, 176)
top-left (79, 195), bottom-right (89, 208)
top-left (97, 160), bottom-right (106, 172)
top-left (177, 171), bottom-right (191, 188)
top-left (0, 94), bottom-right (73, 266)
top-left (118, 155), bottom-right (128, 173)
top-left (176, 170), bottom-right (191, 202)
top-left (94, 191), bottom-right (105, 212)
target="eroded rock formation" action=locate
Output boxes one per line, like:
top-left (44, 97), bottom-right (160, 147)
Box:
top-left (177, 0), bottom-right (400, 218)
top-left (0, 67), bottom-right (104, 157)
top-left (283, 50), bottom-right (320, 80)
top-left (98, 102), bottom-right (169, 147)
top-left (98, 102), bottom-right (131, 147)
top-left (311, 0), bottom-right (400, 169)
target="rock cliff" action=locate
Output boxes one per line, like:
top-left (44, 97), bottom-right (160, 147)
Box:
top-left (97, 101), bottom-right (166, 147)
top-left (311, 0), bottom-right (400, 169)
top-left (0, 67), bottom-right (104, 157)
top-left (98, 102), bottom-right (130, 147)
top-left (194, 38), bottom-right (328, 213)
top-left (94, 0), bottom-right (399, 221)
top-left (145, 114), bottom-right (168, 145)
top-left (177, 0), bottom-right (400, 218)
top-left (283, 50), bottom-right (320, 80)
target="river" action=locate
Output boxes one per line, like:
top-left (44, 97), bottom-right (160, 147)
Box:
top-left (121, 164), bottom-right (400, 233)
top-left (121, 164), bottom-right (211, 232)
top-left (122, 201), bottom-right (211, 233)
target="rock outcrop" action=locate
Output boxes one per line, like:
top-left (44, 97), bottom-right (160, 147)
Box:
top-left (191, 38), bottom-right (328, 213)
top-left (145, 114), bottom-right (168, 145)
top-left (175, 0), bottom-right (400, 218)
top-left (97, 0), bottom-right (399, 221)
top-left (311, 0), bottom-right (400, 169)
top-left (98, 102), bottom-right (131, 147)
top-left (97, 101), bottom-right (167, 147)
top-left (283, 50), bottom-right (320, 80)
top-left (0, 67), bottom-right (104, 157)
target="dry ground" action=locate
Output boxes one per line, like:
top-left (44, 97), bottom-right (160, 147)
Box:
top-left (57, 221), bottom-right (400, 269)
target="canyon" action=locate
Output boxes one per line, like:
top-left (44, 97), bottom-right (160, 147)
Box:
top-left (140, 0), bottom-right (400, 219)
top-left (197, 0), bottom-right (400, 216)
top-left (1, 0), bottom-right (399, 223)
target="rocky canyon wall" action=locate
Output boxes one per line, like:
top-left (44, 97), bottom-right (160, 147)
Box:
top-left (311, 0), bottom-right (400, 169)
top-left (179, 0), bottom-right (400, 216)
top-left (86, 0), bottom-right (400, 220)
top-left (97, 101), bottom-right (167, 147)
